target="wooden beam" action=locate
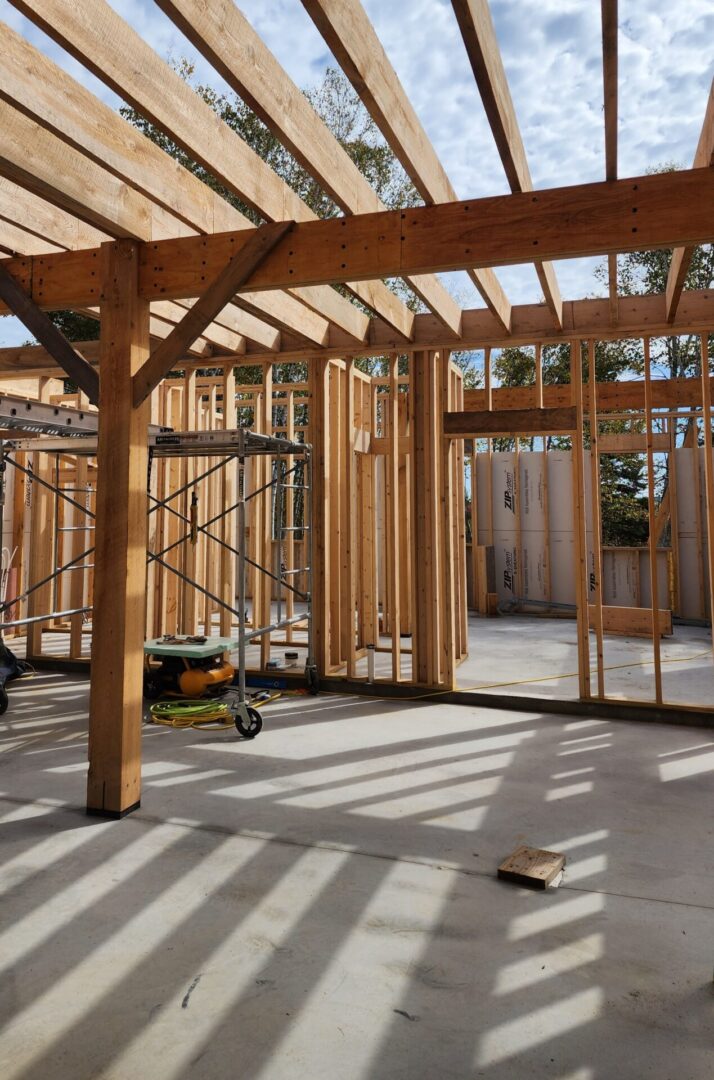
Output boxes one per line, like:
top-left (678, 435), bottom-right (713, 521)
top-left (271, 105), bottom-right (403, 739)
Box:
top-left (156, 0), bottom-right (463, 337)
top-left (444, 406), bottom-right (577, 437)
top-left (588, 604), bottom-right (672, 638)
top-left (464, 373), bottom-right (714, 412)
top-left (87, 239), bottom-right (150, 816)
top-left (10, 0), bottom-right (412, 341)
top-left (4, 291), bottom-right (714, 368)
top-left (0, 98), bottom-right (152, 240)
top-left (2, 168), bottom-right (711, 311)
top-left (643, 337), bottom-right (663, 703)
top-left (133, 222), bottom-right (294, 406)
top-left (0, 93), bottom-right (336, 352)
top-left (0, 175), bottom-right (105, 250)
top-left (0, 175), bottom-right (284, 353)
top-left (666, 79), bottom-right (714, 321)
top-left (0, 23), bottom-right (370, 347)
top-left (699, 333), bottom-right (714, 656)
top-left (602, 0), bottom-right (618, 182)
top-left (601, 1), bottom-right (619, 320)
top-left (599, 432), bottom-right (670, 453)
top-left (451, 0), bottom-right (563, 327)
top-left (0, 261), bottom-right (99, 402)
top-left (0, 218), bottom-right (63, 258)
top-left (301, 0), bottom-right (511, 331)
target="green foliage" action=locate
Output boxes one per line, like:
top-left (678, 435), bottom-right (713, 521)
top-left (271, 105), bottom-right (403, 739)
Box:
top-left (599, 454), bottom-right (649, 546)
top-left (46, 310), bottom-right (99, 343)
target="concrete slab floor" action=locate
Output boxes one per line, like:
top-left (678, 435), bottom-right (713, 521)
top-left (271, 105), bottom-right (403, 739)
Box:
top-left (0, 673), bottom-right (713, 1079)
top-left (456, 615), bottom-right (714, 708)
top-left (18, 611), bottom-right (714, 710)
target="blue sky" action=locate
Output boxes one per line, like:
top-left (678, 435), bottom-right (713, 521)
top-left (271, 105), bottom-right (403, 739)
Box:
top-left (1, 0), bottom-right (712, 346)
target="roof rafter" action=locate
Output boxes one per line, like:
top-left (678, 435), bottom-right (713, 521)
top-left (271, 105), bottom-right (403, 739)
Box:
top-left (2, 288), bottom-right (714, 367)
top-left (0, 23), bottom-right (351, 349)
top-left (9, 0), bottom-right (415, 342)
top-left (301, 0), bottom-right (511, 332)
top-left (451, 0), bottom-right (564, 328)
top-left (665, 78), bottom-right (714, 322)
top-left (0, 98), bottom-right (332, 348)
top-left (601, 0), bottom-right (619, 323)
top-left (157, 0), bottom-right (463, 338)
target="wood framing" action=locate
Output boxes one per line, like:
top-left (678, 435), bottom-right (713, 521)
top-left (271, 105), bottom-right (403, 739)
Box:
top-left (1, 168), bottom-right (712, 315)
top-left (444, 407), bottom-right (577, 437)
top-left (301, 0), bottom-right (511, 331)
top-left (0, 0), bottom-right (712, 761)
top-left (0, 261), bottom-right (99, 402)
top-left (665, 79), bottom-right (714, 322)
top-left (133, 221), bottom-right (294, 406)
top-left (451, 0), bottom-right (563, 327)
top-left (87, 240), bottom-right (150, 816)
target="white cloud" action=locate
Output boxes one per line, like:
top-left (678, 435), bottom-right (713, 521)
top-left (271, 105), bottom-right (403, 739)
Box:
top-left (0, 0), bottom-right (710, 347)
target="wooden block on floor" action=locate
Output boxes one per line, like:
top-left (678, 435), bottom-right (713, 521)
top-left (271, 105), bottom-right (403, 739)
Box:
top-left (497, 845), bottom-right (565, 889)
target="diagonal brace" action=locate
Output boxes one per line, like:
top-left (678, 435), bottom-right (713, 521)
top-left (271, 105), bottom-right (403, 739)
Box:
top-left (132, 220), bottom-right (294, 407)
top-left (0, 262), bottom-right (99, 404)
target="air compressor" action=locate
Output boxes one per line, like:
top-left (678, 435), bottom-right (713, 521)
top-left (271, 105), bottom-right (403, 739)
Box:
top-left (143, 650), bottom-right (234, 700)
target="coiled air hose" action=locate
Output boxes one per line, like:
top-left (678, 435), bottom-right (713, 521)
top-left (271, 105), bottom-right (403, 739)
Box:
top-left (149, 699), bottom-right (234, 729)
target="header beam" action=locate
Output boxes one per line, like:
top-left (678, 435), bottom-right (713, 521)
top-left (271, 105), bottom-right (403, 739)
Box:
top-left (0, 168), bottom-right (712, 316)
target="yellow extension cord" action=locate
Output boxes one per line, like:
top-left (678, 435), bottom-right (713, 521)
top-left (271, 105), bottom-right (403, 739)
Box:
top-left (319, 649), bottom-right (712, 704)
top-left (149, 699), bottom-right (235, 729)
top-left (148, 692), bottom-right (283, 730)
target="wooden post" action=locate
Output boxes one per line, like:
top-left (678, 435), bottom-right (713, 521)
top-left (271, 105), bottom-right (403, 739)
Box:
top-left (26, 378), bottom-right (53, 660)
top-left (588, 340), bottom-right (605, 697)
top-left (87, 239), bottom-right (150, 818)
top-left (388, 353), bottom-right (402, 681)
top-left (668, 415), bottom-right (680, 615)
top-left (643, 337), bottom-right (663, 702)
top-left (410, 349), bottom-right (455, 687)
top-left (310, 357), bottom-right (331, 675)
top-left (342, 360), bottom-right (357, 676)
top-left (440, 352), bottom-right (456, 687)
top-left (699, 333), bottom-right (714, 653)
top-left (570, 340), bottom-right (591, 698)
top-left (328, 360), bottom-right (342, 670)
top-left (485, 347), bottom-right (494, 547)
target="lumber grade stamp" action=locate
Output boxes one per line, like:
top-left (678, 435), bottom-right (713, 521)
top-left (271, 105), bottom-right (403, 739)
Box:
top-left (497, 845), bottom-right (565, 889)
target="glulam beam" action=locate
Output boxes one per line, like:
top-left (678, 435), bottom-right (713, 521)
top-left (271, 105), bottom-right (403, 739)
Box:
top-left (1, 168), bottom-right (712, 314)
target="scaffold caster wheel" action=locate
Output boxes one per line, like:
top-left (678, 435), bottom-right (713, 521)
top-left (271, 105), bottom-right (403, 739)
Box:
top-left (235, 706), bottom-right (262, 739)
top-left (306, 666), bottom-right (319, 696)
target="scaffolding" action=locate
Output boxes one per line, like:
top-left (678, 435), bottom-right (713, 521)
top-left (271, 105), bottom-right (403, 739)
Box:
top-left (0, 416), bottom-right (316, 709)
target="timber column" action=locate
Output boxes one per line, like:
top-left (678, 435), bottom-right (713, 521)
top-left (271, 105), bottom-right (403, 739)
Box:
top-left (410, 350), bottom-right (455, 688)
top-left (309, 356), bottom-right (331, 676)
top-left (87, 240), bottom-right (151, 817)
